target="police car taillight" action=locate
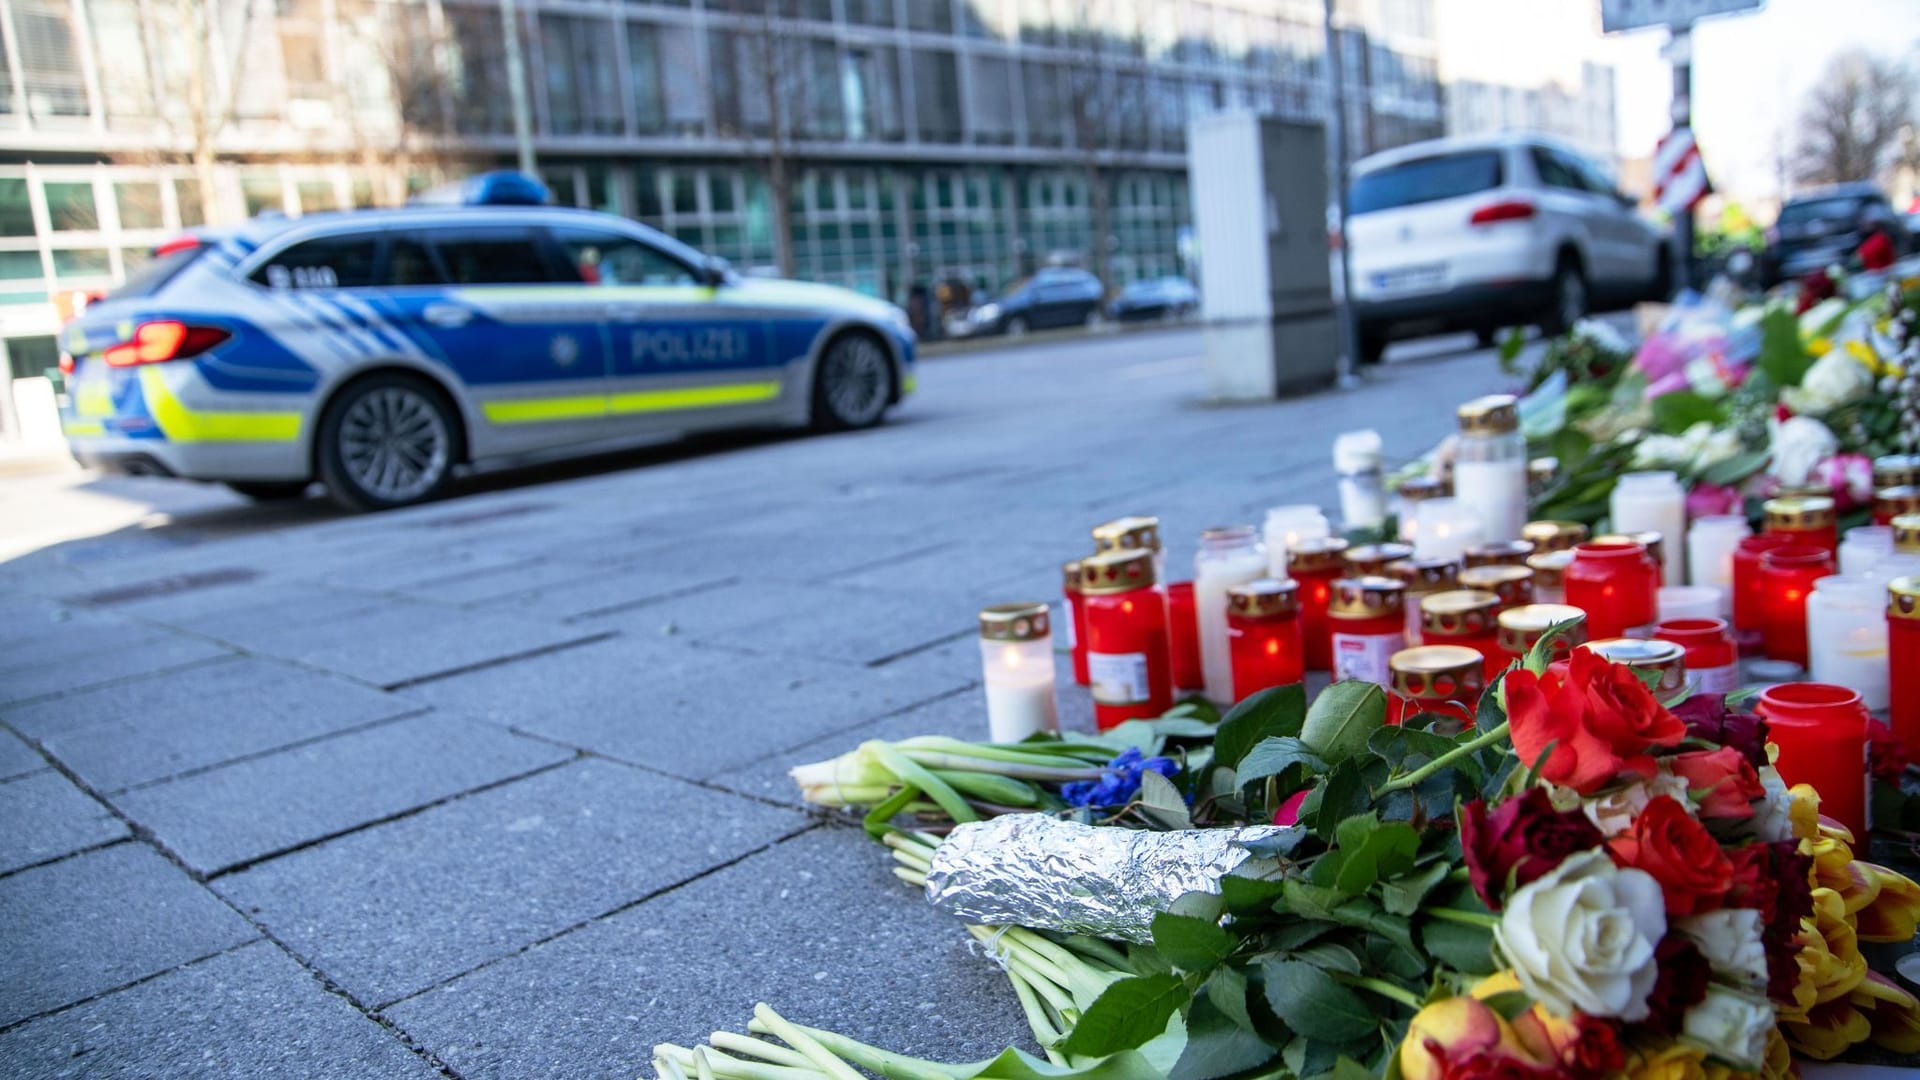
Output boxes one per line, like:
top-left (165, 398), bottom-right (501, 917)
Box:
top-left (103, 320), bottom-right (231, 367)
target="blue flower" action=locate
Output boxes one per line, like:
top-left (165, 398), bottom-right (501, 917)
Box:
top-left (1061, 747), bottom-right (1182, 808)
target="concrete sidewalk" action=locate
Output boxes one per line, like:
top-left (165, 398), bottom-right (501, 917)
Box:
top-left (0, 327), bottom-right (1510, 1079)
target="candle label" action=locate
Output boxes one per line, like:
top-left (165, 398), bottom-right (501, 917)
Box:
top-left (1088, 652), bottom-right (1150, 705)
top-left (1332, 632), bottom-right (1401, 688)
top-left (1686, 664), bottom-right (1739, 695)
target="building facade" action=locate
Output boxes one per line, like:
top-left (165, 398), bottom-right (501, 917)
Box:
top-left (0, 0), bottom-right (1445, 416)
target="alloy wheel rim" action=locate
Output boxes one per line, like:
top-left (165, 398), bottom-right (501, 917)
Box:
top-left (339, 387), bottom-right (449, 502)
top-left (826, 339), bottom-right (889, 425)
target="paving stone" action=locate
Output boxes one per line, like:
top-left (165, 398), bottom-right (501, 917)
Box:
top-left (292, 544), bottom-right (536, 593)
top-left (101, 580), bottom-right (384, 640)
top-left (0, 771), bottom-right (128, 873)
top-left (403, 636), bottom-right (968, 780)
top-left (112, 712), bottom-right (575, 875)
top-left (382, 827), bottom-right (1031, 1080)
top-left (0, 728), bottom-right (46, 781)
top-left (0, 940), bottom-right (440, 1080)
top-left (458, 563), bottom-right (735, 621)
top-left (619, 531), bottom-right (947, 584)
top-left (599, 579), bottom-right (975, 666)
top-left (0, 844), bottom-right (257, 1027)
top-left (210, 600), bottom-right (608, 689)
top-left (0, 628), bottom-right (230, 707)
top-left (214, 758), bottom-right (806, 1007)
top-left (13, 657), bottom-right (420, 792)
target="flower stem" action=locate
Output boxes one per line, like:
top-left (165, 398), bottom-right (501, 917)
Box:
top-left (1427, 907), bottom-right (1500, 929)
top-left (749, 1005), bottom-right (866, 1080)
top-left (1375, 721), bottom-right (1511, 794)
top-left (1333, 973), bottom-right (1424, 1010)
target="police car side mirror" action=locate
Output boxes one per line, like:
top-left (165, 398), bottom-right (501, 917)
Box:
top-left (702, 255), bottom-right (731, 287)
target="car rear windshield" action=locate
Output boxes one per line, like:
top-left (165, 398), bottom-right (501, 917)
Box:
top-left (1777, 196), bottom-right (1868, 225)
top-left (1351, 151), bottom-right (1504, 215)
top-left (108, 244), bottom-right (206, 299)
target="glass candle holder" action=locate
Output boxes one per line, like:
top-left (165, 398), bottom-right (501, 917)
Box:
top-left (1164, 582), bottom-right (1205, 692)
top-left (1597, 531), bottom-right (1667, 619)
top-left (1521, 520), bottom-right (1588, 553)
top-left (978, 602), bottom-right (1059, 741)
top-left (1525, 549), bottom-right (1573, 605)
top-left (1343, 542), bottom-right (1414, 579)
top-left (1757, 682), bottom-right (1870, 838)
top-left (1079, 549), bottom-right (1172, 729)
top-left (1226, 578), bottom-right (1304, 702)
top-left (1395, 476), bottom-right (1452, 546)
top-left (1581, 637), bottom-right (1689, 699)
top-left (1496, 603), bottom-right (1589, 668)
top-left (1612, 471), bottom-right (1688, 586)
top-left (1263, 505), bottom-right (1331, 579)
top-left (1686, 514), bottom-right (1751, 617)
top-left (1565, 539), bottom-right (1658, 640)
top-left (1528, 457), bottom-right (1559, 498)
top-left (1895, 513), bottom-right (1920, 555)
top-left (1329, 576), bottom-right (1407, 688)
top-left (1387, 556), bottom-right (1461, 645)
top-left (1653, 617), bottom-right (1738, 695)
top-left (1657, 586), bottom-right (1720, 623)
top-left (1335, 430), bottom-right (1388, 529)
top-left (1890, 576), bottom-right (1920, 753)
top-left (1759, 546), bottom-right (1837, 667)
top-left (1839, 526), bottom-right (1894, 577)
top-left (1453, 394), bottom-right (1528, 542)
top-left (1414, 496), bottom-right (1486, 562)
top-left (1062, 559), bottom-right (1089, 686)
top-left (1876, 454), bottom-right (1920, 490)
top-left (1194, 526), bottom-right (1269, 703)
top-left (1289, 537), bottom-right (1350, 672)
top-left (1765, 495), bottom-right (1839, 557)
top-left (1092, 515), bottom-right (1164, 584)
top-left (1876, 486), bottom-right (1920, 528)
top-left (1420, 589), bottom-right (1503, 680)
top-left (1731, 534), bottom-right (1797, 636)
top-left (1389, 645), bottom-right (1484, 731)
top-left (1806, 577), bottom-right (1889, 711)
top-left (1458, 564), bottom-right (1534, 610)
top-left (1464, 540), bottom-right (1536, 569)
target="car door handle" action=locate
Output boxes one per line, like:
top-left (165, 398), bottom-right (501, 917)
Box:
top-left (422, 303), bottom-right (471, 328)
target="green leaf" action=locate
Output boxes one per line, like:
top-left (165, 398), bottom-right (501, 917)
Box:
top-left (954, 1047), bottom-right (1168, 1080)
top-left (1153, 912), bottom-right (1237, 974)
top-left (1291, 941), bottom-right (1362, 975)
top-left (1328, 814), bottom-right (1419, 895)
top-left (1420, 917), bottom-right (1498, 976)
top-left (1649, 389), bottom-right (1724, 435)
top-left (1215, 684), bottom-right (1308, 770)
top-left (1300, 682), bottom-right (1387, 764)
top-left (1220, 870), bottom-right (1290, 912)
top-left (1169, 994), bottom-right (1277, 1080)
top-left (1700, 448), bottom-right (1770, 487)
top-left (1379, 862), bottom-right (1451, 917)
top-left (1204, 966), bottom-right (1255, 1031)
top-left (1058, 974), bottom-right (1190, 1057)
top-left (1758, 305), bottom-right (1812, 386)
top-left (1260, 960), bottom-right (1375, 1043)
top-left (1300, 760), bottom-right (1371, 840)
top-left (1137, 769), bottom-right (1194, 830)
top-left (1365, 726), bottom-right (1455, 771)
top-left (1236, 736), bottom-right (1329, 788)
top-left (1319, 1057), bottom-right (1378, 1080)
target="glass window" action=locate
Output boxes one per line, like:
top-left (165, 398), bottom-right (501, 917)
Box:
top-left (540, 14), bottom-right (623, 136)
top-left (0, 179), bottom-right (34, 236)
top-left (7, 336), bottom-right (59, 381)
top-left (844, 0), bottom-right (893, 26)
top-left (904, 0), bottom-right (952, 32)
top-left (351, 178), bottom-right (377, 208)
top-left (628, 22), bottom-right (665, 134)
top-left (120, 247), bottom-right (151, 273)
top-left (43, 182), bottom-right (98, 230)
top-left (1350, 151), bottom-right (1503, 215)
top-left (554, 226), bottom-right (696, 286)
top-left (174, 180), bottom-right (207, 227)
top-left (297, 180), bottom-right (336, 214)
top-left (911, 50), bottom-right (961, 143)
top-left (250, 234), bottom-right (381, 289)
top-left (634, 170), bottom-right (663, 218)
top-left (0, 250), bottom-right (43, 279)
top-left (709, 174), bottom-right (735, 214)
top-left (1529, 149), bottom-right (1583, 192)
top-left (242, 175), bottom-right (284, 217)
top-left (110, 244), bottom-right (202, 298)
top-left (51, 248), bottom-right (110, 277)
top-left (671, 173), bottom-right (697, 214)
top-left (13, 0), bottom-right (87, 119)
top-left (115, 182), bottom-right (164, 229)
top-left (385, 238), bottom-right (443, 287)
top-left (428, 229), bottom-right (555, 285)
top-left (842, 47), bottom-right (902, 142)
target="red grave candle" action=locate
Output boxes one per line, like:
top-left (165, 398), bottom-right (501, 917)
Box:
top-left (1759, 546), bottom-right (1836, 667)
top-left (1226, 578), bottom-right (1304, 701)
top-left (1764, 495), bottom-right (1838, 557)
top-left (1288, 538), bottom-right (1349, 672)
top-left (1653, 617), bottom-right (1739, 696)
top-left (1564, 539), bottom-right (1658, 641)
top-left (1062, 559), bottom-right (1090, 686)
top-left (1078, 549), bottom-right (1172, 728)
top-left (1757, 682), bottom-right (1870, 838)
top-left (1876, 486), bottom-right (1920, 528)
top-left (1458, 564), bottom-right (1535, 611)
top-left (1889, 577), bottom-right (1920, 753)
top-left (1164, 582), bottom-right (1205, 692)
top-left (1328, 576), bottom-right (1407, 689)
top-left (1494, 603), bottom-right (1588, 669)
top-left (1731, 534), bottom-right (1796, 636)
top-left (1419, 589), bottom-right (1504, 680)
top-left (1388, 644), bottom-right (1483, 729)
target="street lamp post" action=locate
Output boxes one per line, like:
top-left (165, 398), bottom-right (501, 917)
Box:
top-left (500, 0), bottom-right (537, 177)
top-left (1322, 0), bottom-right (1359, 389)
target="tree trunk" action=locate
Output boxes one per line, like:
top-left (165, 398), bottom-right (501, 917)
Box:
top-left (1087, 163), bottom-right (1111, 287)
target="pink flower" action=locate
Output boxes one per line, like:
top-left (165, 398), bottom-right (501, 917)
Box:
top-left (1272, 789), bottom-right (1310, 826)
top-left (1810, 453), bottom-right (1875, 510)
top-left (1685, 483), bottom-right (1742, 519)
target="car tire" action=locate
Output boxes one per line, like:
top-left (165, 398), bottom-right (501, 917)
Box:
top-left (811, 332), bottom-right (893, 432)
top-left (1085, 306), bottom-right (1106, 329)
top-left (1473, 325), bottom-right (1498, 349)
top-left (1650, 252), bottom-right (1673, 301)
top-left (225, 480), bottom-right (309, 501)
top-left (1005, 315), bottom-right (1028, 338)
top-left (316, 372), bottom-right (459, 512)
top-left (1357, 323), bottom-right (1388, 366)
top-left (1540, 257), bottom-right (1587, 336)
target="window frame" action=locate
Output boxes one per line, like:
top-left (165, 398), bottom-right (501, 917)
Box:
top-left (548, 223), bottom-right (703, 287)
top-left (245, 229), bottom-right (388, 291)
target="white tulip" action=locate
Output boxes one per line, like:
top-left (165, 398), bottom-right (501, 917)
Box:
top-left (1681, 986), bottom-right (1773, 1070)
top-left (1495, 850), bottom-right (1667, 1021)
top-left (1747, 766), bottom-right (1795, 843)
top-left (1675, 909), bottom-right (1768, 989)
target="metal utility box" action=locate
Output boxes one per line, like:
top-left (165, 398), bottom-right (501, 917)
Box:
top-left (1188, 113), bottom-right (1340, 400)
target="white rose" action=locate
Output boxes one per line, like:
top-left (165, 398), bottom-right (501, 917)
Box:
top-left (1767, 415), bottom-right (1838, 485)
top-left (1582, 773), bottom-right (1692, 836)
top-left (1680, 986), bottom-right (1773, 1070)
top-left (1694, 428), bottom-right (1745, 472)
top-left (1495, 850), bottom-right (1667, 1020)
top-left (1747, 766), bottom-right (1795, 842)
top-left (1782, 350), bottom-right (1874, 415)
top-left (1631, 433), bottom-right (1693, 470)
top-left (1675, 909), bottom-right (1768, 989)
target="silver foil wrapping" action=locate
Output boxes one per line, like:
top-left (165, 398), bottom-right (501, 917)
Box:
top-left (922, 814), bottom-right (1290, 943)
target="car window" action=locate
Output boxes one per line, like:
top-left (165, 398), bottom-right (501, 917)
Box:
top-left (1350, 151), bottom-right (1503, 214)
top-left (552, 226), bottom-right (698, 286)
top-left (1529, 148), bottom-right (1586, 192)
top-left (1778, 197), bottom-right (1868, 226)
top-left (251, 233), bottom-right (380, 289)
top-left (426, 228), bottom-right (557, 285)
top-left (385, 237), bottom-right (444, 287)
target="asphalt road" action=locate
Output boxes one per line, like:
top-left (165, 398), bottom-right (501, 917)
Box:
top-left (0, 325), bottom-right (1523, 1079)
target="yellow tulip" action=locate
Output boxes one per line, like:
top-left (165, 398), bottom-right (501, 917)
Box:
top-left (1788, 784), bottom-right (1823, 843)
top-left (1761, 1027), bottom-right (1793, 1080)
top-left (1398, 996), bottom-right (1542, 1080)
top-left (1782, 998), bottom-right (1872, 1059)
top-left (1619, 1042), bottom-right (1708, 1080)
top-left (1851, 971), bottom-right (1920, 1055)
top-left (1854, 862), bottom-right (1920, 943)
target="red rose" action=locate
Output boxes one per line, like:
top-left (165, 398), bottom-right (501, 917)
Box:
top-left (1460, 789), bottom-right (1606, 910)
top-left (1861, 230), bottom-right (1895, 271)
top-left (1668, 747), bottom-right (1765, 819)
top-left (1552, 1016), bottom-right (1626, 1080)
top-left (1724, 844), bottom-right (1781, 922)
top-left (1439, 1054), bottom-right (1570, 1080)
top-left (1504, 650), bottom-right (1684, 794)
top-left (1607, 795), bottom-right (1732, 916)
top-left (1634, 935), bottom-right (1710, 1036)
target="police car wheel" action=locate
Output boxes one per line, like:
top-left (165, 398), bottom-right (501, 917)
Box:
top-left (225, 480), bottom-right (309, 501)
top-left (812, 334), bottom-right (892, 432)
top-left (318, 375), bottom-right (457, 511)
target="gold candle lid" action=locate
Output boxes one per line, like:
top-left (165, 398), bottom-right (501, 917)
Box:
top-left (1521, 520), bottom-right (1588, 551)
top-left (1775, 482), bottom-right (1833, 499)
top-left (1595, 531), bottom-right (1665, 568)
top-left (1458, 565), bottom-right (1535, 607)
top-left (1421, 589), bottom-right (1500, 638)
top-left (1580, 637), bottom-right (1687, 695)
top-left (1387, 556), bottom-right (1461, 593)
top-left (1287, 536), bottom-right (1350, 574)
top-left (1895, 513), bottom-right (1920, 555)
top-left (1390, 645), bottom-right (1486, 698)
top-left (979, 602), bottom-right (1051, 642)
top-left (1529, 457), bottom-right (1559, 487)
top-left (1464, 540), bottom-right (1536, 568)
top-left (1092, 516), bottom-right (1162, 553)
top-left (1496, 603), bottom-right (1589, 654)
top-left (1227, 577), bottom-right (1300, 619)
top-left (1764, 495), bottom-right (1836, 530)
top-left (1329, 575), bottom-right (1406, 618)
top-left (1397, 475), bottom-right (1452, 500)
top-left (1062, 559), bottom-right (1083, 592)
top-left (1526, 548), bottom-right (1575, 588)
top-left (1457, 394), bottom-right (1519, 434)
top-left (1344, 542), bottom-right (1415, 577)
top-left (1874, 454), bottom-right (1920, 490)
top-left (1876, 486), bottom-right (1920, 521)
top-left (1078, 548), bottom-right (1156, 594)
top-left (1890, 576), bottom-right (1920, 621)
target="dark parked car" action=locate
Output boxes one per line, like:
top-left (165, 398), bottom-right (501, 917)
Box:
top-left (1107, 276), bottom-right (1199, 322)
top-left (949, 268), bottom-right (1105, 337)
top-left (1760, 184), bottom-right (1911, 287)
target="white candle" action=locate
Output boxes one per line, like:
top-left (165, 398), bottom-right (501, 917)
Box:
top-left (1657, 586), bottom-right (1720, 623)
top-left (1262, 506), bottom-right (1329, 579)
top-left (1413, 497), bottom-right (1483, 563)
top-left (1196, 526), bottom-right (1268, 703)
top-left (978, 604), bottom-right (1059, 741)
top-left (1334, 430), bottom-right (1387, 529)
top-left (1611, 472), bottom-right (1688, 586)
top-left (1453, 458), bottom-right (1527, 542)
top-left (1806, 577), bottom-right (1889, 710)
top-left (1839, 526), bottom-right (1893, 577)
top-left (1686, 514), bottom-right (1750, 616)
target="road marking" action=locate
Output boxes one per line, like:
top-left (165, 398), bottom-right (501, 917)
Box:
top-left (1118, 356), bottom-right (1202, 380)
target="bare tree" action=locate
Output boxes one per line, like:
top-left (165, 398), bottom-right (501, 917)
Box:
top-left (335, 0), bottom-right (466, 199)
top-left (1793, 50), bottom-right (1916, 185)
top-left (143, 0), bottom-right (260, 223)
top-left (1059, 13), bottom-right (1147, 288)
top-left (712, 0), bottom-right (812, 277)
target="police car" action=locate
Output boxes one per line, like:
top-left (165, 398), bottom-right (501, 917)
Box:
top-left (58, 173), bottom-right (915, 510)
